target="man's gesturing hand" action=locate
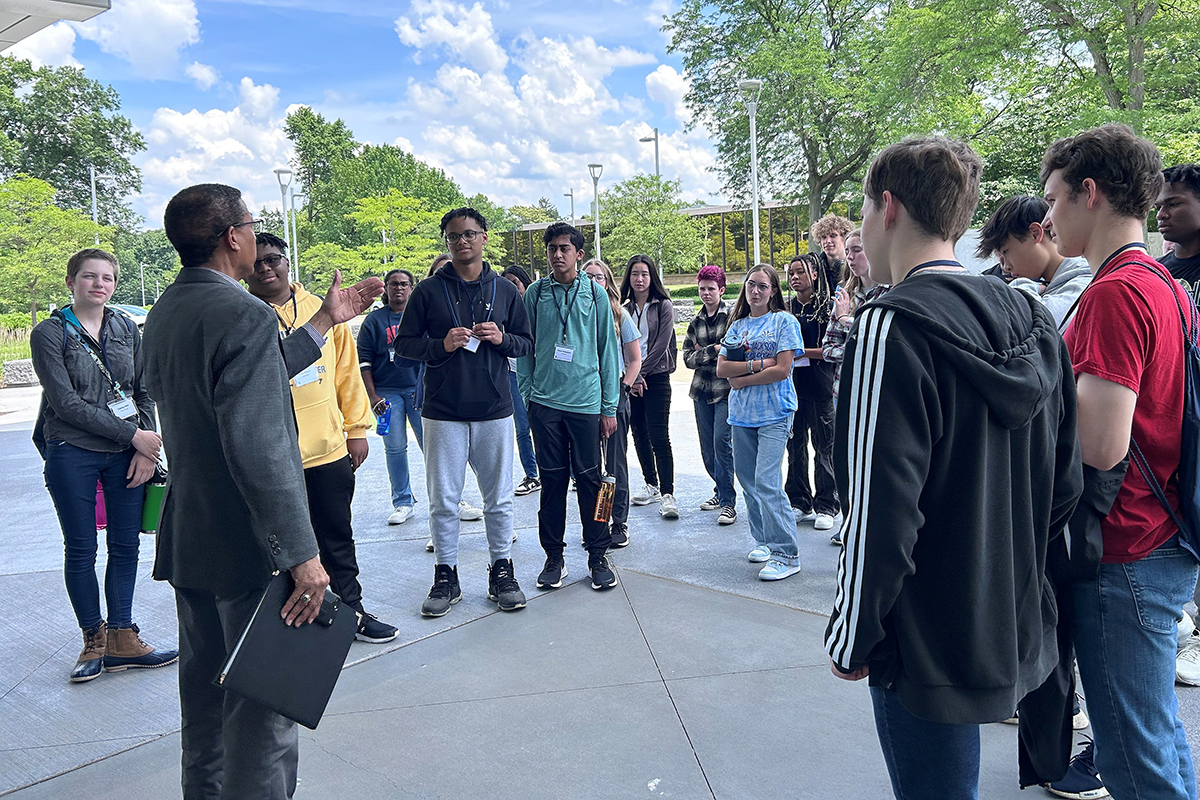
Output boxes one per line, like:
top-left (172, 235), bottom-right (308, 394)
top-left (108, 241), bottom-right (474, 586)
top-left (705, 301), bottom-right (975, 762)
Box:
top-left (309, 271), bottom-right (385, 336)
top-left (282, 556), bottom-right (330, 627)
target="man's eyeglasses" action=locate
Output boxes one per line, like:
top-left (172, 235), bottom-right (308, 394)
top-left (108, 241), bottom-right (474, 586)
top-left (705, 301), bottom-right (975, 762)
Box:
top-left (254, 253), bottom-right (288, 269)
top-left (217, 218), bottom-right (264, 239)
top-left (445, 230), bottom-right (482, 244)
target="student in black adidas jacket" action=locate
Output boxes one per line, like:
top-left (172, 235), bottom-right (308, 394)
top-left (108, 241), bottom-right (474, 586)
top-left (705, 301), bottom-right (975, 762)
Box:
top-left (823, 137), bottom-right (1083, 799)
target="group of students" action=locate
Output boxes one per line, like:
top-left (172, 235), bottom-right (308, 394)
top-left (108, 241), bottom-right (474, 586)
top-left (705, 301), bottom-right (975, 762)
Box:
top-left (27, 125), bottom-right (1200, 800)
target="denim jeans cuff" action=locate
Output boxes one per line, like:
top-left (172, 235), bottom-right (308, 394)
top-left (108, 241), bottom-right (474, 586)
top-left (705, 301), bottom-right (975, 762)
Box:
top-left (771, 553), bottom-right (801, 566)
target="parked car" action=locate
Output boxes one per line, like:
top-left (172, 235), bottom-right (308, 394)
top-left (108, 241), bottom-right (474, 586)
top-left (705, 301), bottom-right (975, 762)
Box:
top-left (110, 304), bottom-right (148, 331)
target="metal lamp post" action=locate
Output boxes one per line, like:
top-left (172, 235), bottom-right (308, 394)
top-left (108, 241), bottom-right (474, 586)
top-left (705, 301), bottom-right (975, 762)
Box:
top-left (139, 263), bottom-right (147, 306)
top-left (564, 189), bottom-right (575, 226)
top-left (273, 167), bottom-right (293, 257)
top-left (290, 192), bottom-right (307, 281)
top-left (639, 127), bottom-right (660, 177)
top-left (738, 79), bottom-right (764, 265)
top-left (89, 165), bottom-right (115, 246)
top-left (588, 164), bottom-right (603, 260)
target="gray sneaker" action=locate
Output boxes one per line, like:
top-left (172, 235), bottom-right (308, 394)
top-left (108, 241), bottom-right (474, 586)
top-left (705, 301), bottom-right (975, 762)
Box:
top-left (421, 564), bottom-right (461, 617)
top-left (487, 558), bottom-right (526, 612)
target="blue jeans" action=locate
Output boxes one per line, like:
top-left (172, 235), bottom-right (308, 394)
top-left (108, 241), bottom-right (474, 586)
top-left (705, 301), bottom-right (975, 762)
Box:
top-left (43, 441), bottom-right (144, 631)
top-left (509, 371), bottom-right (537, 480)
top-left (1072, 538), bottom-right (1199, 800)
top-left (871, 687), bottom-right (980, 800)
top-left (732, 419), bottom-right (798, 560)
top-left (694, 397), bottom-right (735, 508)
top-left (378, 388), bottom-right (423, 509)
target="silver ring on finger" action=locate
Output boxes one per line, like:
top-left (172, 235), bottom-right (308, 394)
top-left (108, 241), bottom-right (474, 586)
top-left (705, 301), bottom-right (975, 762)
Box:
top-left (300, 593), bottom-right (312, 604)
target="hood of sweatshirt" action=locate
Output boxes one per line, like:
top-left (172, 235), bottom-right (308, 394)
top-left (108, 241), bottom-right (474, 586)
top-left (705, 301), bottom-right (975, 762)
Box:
top-left (871, 272), bottom-right (1061, 431)
top-left (1045, 256), bottom-right (1091, 295)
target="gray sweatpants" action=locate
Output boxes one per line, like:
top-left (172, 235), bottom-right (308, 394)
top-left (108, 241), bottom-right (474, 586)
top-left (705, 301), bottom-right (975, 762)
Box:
top-left (424, 416), bottom-right (515, 567)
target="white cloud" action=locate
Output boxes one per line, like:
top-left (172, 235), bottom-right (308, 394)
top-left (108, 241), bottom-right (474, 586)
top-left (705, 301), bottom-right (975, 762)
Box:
top-left (73, 0), bottom-right (200, 79)
top-left (137, 77), bottom-right (293, 225)
top-left (395, 0), bottom-right (508, 74)
top-left (6, 22), bottom-right (80, 69)
top-left (645, 64), bottom-right (689, 124)
top-left (184, 62), bottom-right (220, 90)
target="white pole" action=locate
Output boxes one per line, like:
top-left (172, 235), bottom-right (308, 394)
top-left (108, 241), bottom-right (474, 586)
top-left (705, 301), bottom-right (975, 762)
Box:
top-left (593, 178), bottom-right (601, 260)
top-left (289, 194), bottom-right (303, 279)
top-left (140, 263), bottom-right (146, 306)
top-left (748, 105), bottom-right (761, 265)
top-left (90, 165), bottom-right (100, 245)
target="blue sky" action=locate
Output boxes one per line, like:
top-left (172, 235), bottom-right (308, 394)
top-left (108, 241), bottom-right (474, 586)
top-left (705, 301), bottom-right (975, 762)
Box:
top-left (9, 0), bottom-right (721, 227)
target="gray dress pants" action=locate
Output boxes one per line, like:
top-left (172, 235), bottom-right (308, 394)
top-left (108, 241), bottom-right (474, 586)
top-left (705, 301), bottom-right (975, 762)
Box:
top-left (175, 584), bottom-right (299, 800)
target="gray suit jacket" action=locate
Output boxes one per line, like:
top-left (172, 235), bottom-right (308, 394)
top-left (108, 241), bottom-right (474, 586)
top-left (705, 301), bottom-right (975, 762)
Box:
top-left (143, 267), bottom-right (319, 598)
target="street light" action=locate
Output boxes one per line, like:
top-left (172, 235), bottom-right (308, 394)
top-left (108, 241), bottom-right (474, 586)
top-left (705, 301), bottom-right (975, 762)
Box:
top-left (588, 164), bottom-right (603, 260)
top-left (564, 189), bottom-right (575, 226)
top-left (290, 192), bottom-right (307, 282)
top-left (273, 167), bottom-right (293, 255)
top-left (139, 263), bottom-right (147, 306)
top-left (89, 165), bottom-right (115, 246)
top-left (639, 127), bottom-right (660, 178)
top-left (738, 79), bottom-right (763, 265)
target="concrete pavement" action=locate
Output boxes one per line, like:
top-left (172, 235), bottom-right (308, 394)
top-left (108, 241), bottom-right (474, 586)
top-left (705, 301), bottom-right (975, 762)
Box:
top-left (1, 380), bottom-right (1196, 798)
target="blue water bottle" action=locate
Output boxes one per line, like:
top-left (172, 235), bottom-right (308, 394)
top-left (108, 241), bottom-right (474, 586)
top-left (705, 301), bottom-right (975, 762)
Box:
top-left (375, 399), bottom-right (392, 436)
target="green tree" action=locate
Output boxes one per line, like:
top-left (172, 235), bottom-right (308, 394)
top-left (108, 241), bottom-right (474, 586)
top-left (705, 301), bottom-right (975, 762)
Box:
top-left (602, 175), bottom-right (706, 274)
top-left (0, 176), bottom-right (108, 324)
top-left (508, 201), bottom-right (557, 225)
top-left (0, 57), bottom-right (145, 228)
top-left (283, 107), bottom-right (355, 205)
top-left (348, 190), bottom-right (444, 277)
top-left (667, 0), bottom-right (1023, 225)
top-left (303, 242), bottom-right (369, 292)
top-left (112, 228), bottom-right (180, 305)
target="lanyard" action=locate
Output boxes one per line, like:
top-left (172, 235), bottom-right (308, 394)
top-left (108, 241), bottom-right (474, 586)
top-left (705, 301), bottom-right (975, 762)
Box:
top-left (904, 260), bottom-right (964, 281)
top-left (274, 292), bottom-right (298, 336)
top-left (62, 308), bottom-right (126, 399)
top-left (631, 300), bottom-right (648, 331)
top-left (551, 277), bottom-right (582, 343)
top-left (442, 278), bottom-right (496, 328)
top-left (1097, 242), bottom-right (1147, 276)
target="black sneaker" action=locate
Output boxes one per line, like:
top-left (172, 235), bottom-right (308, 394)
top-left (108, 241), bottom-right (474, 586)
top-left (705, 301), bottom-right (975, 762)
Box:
top-left (537, 556), bottom-right (567, 589)
top-left (515, 477), bottom-right (541, 496)
top-left (610, 522), bottom-right (630, 548)
top-left (355, 611), bottom-right (399, 643)
top-left (1044, 740), bottom-right (1108, 799)
top-left (421, 564), bottom-right (461, 617)
top-left (589, 555), bottom-right (617, 590)
top-left (487, 558), bottom-right (527, 611)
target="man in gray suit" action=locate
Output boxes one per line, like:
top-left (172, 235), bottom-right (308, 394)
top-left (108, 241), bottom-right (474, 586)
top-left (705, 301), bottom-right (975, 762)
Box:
top-left (144, 183), bottom-right (381, 799)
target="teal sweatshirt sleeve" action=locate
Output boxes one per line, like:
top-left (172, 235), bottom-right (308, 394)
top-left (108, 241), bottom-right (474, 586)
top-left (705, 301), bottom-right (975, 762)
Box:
top-left (516, 282), bottom-right (537, 404)
top-left (596, 281), bottom-right (620, 418)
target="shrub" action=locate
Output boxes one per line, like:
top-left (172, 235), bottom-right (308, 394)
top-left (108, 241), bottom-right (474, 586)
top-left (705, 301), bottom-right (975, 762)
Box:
top-left (0, 311), bottom-right (47, 331)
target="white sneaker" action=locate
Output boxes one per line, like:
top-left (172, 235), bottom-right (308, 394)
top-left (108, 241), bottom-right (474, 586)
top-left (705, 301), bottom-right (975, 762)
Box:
top-left (1072, 707), bottom-right (1090, 730)
top-left (458, 500), bottom-right (483, 521)
top-left (793, 507), bottom-right (816, 524)
top-left (1180, 609), bottom-right (1195, 649)
top-left (425, 538), bottom-right (434, 553)
top-left (631, 484), bottom-right (661, 506)
top-left (814, 513), bottom-right (835, 531)
top-left (1178, 633), bottom-right (1200, 686)
top-left (758, 558), bottom-right (801, 581)
top-left (659, 493), bottom-right (679, 519)
top-left (747, 545), bottom-right (771, 563)
top-left (388, 506), bottom-right (414, 525)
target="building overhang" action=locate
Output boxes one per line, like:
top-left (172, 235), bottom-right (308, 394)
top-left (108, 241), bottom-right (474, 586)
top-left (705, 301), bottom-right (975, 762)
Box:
top-left (1, 0), bottom-right (110, 53)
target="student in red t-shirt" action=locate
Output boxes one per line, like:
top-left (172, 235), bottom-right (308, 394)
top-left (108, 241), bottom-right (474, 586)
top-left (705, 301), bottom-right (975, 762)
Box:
top-left (1043, 124), bottom-right (1198, 800)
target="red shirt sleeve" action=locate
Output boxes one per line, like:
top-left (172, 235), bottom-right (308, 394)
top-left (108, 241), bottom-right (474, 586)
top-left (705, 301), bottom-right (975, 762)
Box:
top-left (1065, 278), bottom-right (1154, 395)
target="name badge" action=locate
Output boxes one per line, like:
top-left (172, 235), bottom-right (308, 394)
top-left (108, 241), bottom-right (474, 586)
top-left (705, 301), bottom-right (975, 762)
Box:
top-left (794, 357), bottom-right (811, 369)
top-left (293, 364), bottom-right (319, 387)
top-left (463, 334), bottom-right (481, 353)
top-left (108, 396), bottom-right (138, 419)
top-left (554, 344), bottom-right (574, 362)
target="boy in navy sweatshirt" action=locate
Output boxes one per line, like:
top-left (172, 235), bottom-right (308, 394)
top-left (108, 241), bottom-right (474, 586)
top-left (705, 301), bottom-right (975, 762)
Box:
top-left (823, 137), bottom-right (1082, 798)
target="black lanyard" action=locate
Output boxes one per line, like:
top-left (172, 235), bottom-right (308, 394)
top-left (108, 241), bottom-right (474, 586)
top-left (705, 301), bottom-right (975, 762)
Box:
top-left (904, 260), bottom-right (964, 281)
top-left (1060, 243), bottom-right (1147, 332)
top-left (1098, 242), bottom-right (1147, 275)
top-left (442, 278), bottom-right (496, 328)
top-left (274, 292), bottom-right (298, 337)
top-left (551, 277), bottom-right (582, 343)
top-left (63, 310), bottom-right (125, 398)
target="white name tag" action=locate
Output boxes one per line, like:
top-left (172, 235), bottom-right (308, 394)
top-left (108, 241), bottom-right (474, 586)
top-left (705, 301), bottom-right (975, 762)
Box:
top-left (463, 334), bottom-right (481, 353)
top-left (108, 396), bottom-right (138, 419)
top-left (554, 344), bottom-right (574, 362)
top-left (293, 364), bottom-right (319, 387)
top-left (794, 357), bottom-right (811, 368)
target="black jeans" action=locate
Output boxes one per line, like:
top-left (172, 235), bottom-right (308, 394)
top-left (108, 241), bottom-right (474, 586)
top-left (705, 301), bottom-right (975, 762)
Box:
top-left (630, 372), bottom-right (675, 495)
top-left (529, 402), bottom-right (612, 556)
top-left (176, 584), bottom-right (299, 799)
top-left (303, 456), bottom-right (363, 611)
top-left (785, 395), bottom-right (838, 515)
top-left (604, 388), bottom-right (632, 526)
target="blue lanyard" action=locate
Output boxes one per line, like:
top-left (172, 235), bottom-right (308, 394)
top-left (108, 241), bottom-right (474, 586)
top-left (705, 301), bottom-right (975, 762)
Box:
top-left (904, 260), bottom-right (963, 281)
top-left (442, 277), bottom-right (496, 328)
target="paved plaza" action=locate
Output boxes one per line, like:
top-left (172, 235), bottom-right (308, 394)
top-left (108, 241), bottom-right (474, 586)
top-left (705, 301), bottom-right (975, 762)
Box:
top-left (1, 379), bottom-right (1196, 798)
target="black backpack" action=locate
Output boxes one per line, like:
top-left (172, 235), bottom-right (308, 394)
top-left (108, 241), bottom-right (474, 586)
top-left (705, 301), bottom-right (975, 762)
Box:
top-left (1127, 263), bottom-right (1200, 559)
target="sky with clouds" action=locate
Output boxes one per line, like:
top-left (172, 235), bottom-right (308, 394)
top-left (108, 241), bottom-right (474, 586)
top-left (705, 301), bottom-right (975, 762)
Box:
top-left (8, 0), bottom-right (722, 228)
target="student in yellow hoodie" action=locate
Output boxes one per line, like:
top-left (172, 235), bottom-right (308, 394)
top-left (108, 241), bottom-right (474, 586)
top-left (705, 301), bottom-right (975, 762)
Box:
top-left (247, 233), bottom-right (398, 644)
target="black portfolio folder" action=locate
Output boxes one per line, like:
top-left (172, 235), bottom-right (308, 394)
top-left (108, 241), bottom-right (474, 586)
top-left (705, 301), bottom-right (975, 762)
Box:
top-left (217, 572), bottom-right (359, 729)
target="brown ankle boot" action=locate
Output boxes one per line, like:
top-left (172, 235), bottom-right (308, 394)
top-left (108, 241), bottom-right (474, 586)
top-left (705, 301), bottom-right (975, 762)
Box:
top-left (70, 622), bottom-right (107, 683)
top-left (104, 624), bottom-right (179, 672)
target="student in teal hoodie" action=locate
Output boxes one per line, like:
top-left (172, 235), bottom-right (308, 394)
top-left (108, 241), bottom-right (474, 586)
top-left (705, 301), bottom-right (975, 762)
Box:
top-left (517, 223), bottom-right (622, 593)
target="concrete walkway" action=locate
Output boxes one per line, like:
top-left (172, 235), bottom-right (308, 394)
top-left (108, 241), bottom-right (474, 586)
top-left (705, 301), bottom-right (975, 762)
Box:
top-left (1, 381), bottom-right (1195, 798)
